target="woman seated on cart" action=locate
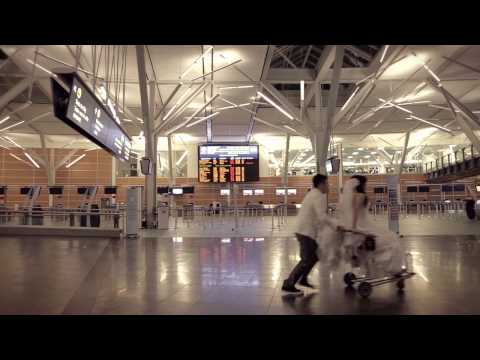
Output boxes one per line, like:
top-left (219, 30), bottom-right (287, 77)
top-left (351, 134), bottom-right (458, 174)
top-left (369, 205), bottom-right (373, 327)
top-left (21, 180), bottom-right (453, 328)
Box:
top-left (319, 175), bottom-right (405, 276)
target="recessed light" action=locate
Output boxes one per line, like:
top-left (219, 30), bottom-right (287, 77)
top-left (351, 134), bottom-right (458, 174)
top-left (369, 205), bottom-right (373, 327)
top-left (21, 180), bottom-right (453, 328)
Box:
top-left (371, 151), bottom-right (377, 155)
top-left (352, 152), bottom-right (359, 155)
top-left (357, 148), bottom-right (364, 151)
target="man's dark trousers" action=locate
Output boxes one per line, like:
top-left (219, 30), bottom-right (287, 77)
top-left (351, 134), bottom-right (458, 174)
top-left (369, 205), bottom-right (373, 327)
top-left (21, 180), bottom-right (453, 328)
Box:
top-left (283, 233), bottom-right (318, 287)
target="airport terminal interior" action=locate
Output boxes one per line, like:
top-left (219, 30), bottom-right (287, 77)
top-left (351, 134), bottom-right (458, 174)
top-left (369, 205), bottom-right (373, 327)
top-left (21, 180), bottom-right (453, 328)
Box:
top-left (1, 45), bottom-right (480, 315)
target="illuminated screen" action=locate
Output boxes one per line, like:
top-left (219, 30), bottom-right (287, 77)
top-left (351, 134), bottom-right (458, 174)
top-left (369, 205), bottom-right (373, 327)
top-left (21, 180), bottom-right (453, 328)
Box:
top-left (52, 73), bottom-right (131, 161)
top-left (276, 189), bottom-right (286, 196)
top-left (220, 189), bottom-right (230, 196)
top-left (254, 189), bottom-right (264, 195)
top-left (198, 144), bottom-right (259, 183)
top-left (171, 188), bottom-right (183, 195)
top-left (287, 188), bottom-right (297, 195)
top-left (243, 190), bottom-right (253, 196)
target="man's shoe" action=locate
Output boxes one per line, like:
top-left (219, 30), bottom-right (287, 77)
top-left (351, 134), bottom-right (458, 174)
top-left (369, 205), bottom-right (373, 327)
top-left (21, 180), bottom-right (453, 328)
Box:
top-left (298, 280), bottom-right (315, 289)
top-left (281, 283), bottom-right (303, 293)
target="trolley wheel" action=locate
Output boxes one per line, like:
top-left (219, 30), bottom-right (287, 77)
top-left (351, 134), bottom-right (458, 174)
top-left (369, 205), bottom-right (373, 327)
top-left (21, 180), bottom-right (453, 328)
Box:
top-left (396, 280), bottom-right (405, 291)
top-left (358, 282), bottom-right (372, 298)
top-left (344, 272), bottom-right (357, 287)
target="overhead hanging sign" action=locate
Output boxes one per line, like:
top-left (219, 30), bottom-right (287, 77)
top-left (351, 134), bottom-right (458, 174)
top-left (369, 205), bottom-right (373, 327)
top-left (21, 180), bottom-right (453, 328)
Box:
top-left (51, 72), bottom-right (131, 161)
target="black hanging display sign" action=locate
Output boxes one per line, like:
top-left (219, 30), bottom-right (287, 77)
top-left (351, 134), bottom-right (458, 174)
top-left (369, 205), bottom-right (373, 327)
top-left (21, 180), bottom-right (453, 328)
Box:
top-left (51, 72), bottom-right (132, 161)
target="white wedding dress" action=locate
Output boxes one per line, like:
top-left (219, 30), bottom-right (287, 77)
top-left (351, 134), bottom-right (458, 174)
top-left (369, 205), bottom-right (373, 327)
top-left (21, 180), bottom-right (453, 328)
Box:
top-left (318, 178), bottom-right (404, 274)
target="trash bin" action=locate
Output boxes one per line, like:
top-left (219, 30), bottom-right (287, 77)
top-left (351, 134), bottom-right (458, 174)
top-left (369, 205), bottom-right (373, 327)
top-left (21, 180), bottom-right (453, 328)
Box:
top-left (80, 207), bottom-right (88, 227)
top-left (31, 205), bottom-right (44, 225)
top-left (90, 204), bottom-right (100, 227)
top-left (0, 205), bottom-right (7, 224)
top-left (113, 213), bottom-right (120, 228)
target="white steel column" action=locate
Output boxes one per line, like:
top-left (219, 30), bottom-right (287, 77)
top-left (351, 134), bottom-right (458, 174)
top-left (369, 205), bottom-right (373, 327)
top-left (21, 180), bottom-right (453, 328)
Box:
top-left (336, 143), bottom-right (343, 190)
top-left (398, 131), bottom-right (410, 175)
top-left (47, 149), bottom-right (55, 207)
top-left (135, 46), bottom-right (157, 228)
top-left (167, 135), bottom-right (175, 186)
top-left (283, 134), bottom-right (290, 207)
top-left (111, 157), bottom-right (117, 185)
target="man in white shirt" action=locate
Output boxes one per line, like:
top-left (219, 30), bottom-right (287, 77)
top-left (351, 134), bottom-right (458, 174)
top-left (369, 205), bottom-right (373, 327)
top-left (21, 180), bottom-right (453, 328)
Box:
top-left (282, 174), bottom-right (342, 293)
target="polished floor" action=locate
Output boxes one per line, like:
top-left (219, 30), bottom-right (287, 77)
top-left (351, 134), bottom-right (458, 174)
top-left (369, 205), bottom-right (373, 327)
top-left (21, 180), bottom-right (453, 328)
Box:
top-left (148, 214), bottom-right (480, 238)
top-left (0, 233), bottom-right (479, 315)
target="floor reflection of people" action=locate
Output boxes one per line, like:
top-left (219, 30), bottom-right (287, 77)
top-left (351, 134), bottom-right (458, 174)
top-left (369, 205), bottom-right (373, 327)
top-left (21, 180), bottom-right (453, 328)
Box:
top-left (281, 292), bottom-right (316, 314)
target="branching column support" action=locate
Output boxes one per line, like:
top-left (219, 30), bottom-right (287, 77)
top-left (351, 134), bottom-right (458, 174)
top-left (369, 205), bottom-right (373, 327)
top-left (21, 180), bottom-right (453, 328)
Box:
top-left (283, 133), bottom-right (290, 209)
top-left (136, 45), bottom-right (157, 228)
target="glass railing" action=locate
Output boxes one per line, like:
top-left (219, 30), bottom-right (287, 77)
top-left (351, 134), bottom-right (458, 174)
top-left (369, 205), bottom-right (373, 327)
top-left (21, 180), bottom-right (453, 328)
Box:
top-left (424, 144), bottom-right (478, 174)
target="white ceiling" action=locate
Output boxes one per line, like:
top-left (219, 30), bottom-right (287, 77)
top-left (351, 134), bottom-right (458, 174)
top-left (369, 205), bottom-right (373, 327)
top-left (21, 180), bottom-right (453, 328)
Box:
top-left (1, 45), bottom-right (480, 151)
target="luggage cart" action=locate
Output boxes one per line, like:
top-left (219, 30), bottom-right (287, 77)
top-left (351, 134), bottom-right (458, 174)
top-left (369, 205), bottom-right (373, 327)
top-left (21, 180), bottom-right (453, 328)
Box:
top-left (341, 229), bottom-right (415, 298)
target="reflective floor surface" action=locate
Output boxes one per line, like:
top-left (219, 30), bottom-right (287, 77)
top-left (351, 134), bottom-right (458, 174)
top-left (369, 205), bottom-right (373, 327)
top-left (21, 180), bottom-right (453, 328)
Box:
top-left (1, 233), bottom-right (480, 315)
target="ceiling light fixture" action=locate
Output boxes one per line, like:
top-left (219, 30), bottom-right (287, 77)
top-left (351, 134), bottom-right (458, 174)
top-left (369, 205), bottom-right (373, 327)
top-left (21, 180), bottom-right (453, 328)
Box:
top-left (9, 153), bottom-right (28, 163)
top-left (257, 91), bottom-right (294, 120)
top-left (26, 59), bottom-right (58, 78)
top-left (379, 45), bottom-right (390, 63)
top-left (66, 154), bottom-right (86, 168)
top-left (180, 46), bottom-right (213, 79)
top-left (352, 152), bottom-right (359, 155)
top-left (0, 116), bottom-right (10, 125)
top-left (0, 120), bottom-right (25, 132)
top-left (283, 125), bottom-right (299, 134)
top-left (216, 103), bottom-right (251, 111)
top-left (379, 98), bottom-right (412, 114)
top-left (185, 112), bottom-right (220, 128)
top-left (24, 152), bottom-right (40, 168)
top-left (219, 85), bottom-right (255, 90)
top-left (341, 86), bottom-right (359, 110)
top-left (2, 136), bottom-right (24, 150)
top-left (406, 115), bottom-right (453, 134)
top-left (396, 100), bottom-right (431, 106)
top-left (162, 88), bottom-right (193, 121)
top-left (300, 80), bottom-right (305, 102)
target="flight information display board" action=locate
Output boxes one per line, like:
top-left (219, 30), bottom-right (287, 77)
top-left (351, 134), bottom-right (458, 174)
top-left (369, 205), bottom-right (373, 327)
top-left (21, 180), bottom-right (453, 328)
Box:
top-left (198, 144), bottom-right (259, 183)
top-left (52, 73), bottom-right (131, 161)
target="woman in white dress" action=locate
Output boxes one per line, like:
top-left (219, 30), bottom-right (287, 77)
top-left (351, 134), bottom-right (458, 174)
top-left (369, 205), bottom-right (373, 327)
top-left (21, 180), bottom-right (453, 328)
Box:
top-left (319, 176), bottom-right (404, 275)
